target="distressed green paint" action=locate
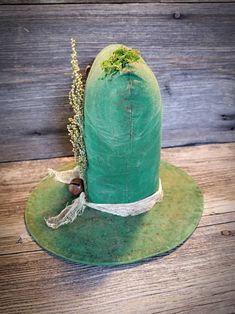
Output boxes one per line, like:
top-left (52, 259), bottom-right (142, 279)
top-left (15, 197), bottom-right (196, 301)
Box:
top-left (84, 44), bottom-right (162, 203)
top-left (25, 161), bottom-right (203, 266)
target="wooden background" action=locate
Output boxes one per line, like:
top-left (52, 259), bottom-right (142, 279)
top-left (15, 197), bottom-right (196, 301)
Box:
top-left (0, 1), bottom-right (235, 314)
top-left (0, 2), bottom-right (234, 162)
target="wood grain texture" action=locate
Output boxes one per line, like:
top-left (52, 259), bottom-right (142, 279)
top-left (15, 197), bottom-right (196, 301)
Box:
top-left (1, 0), bottom-right (235, 4)
top-left (0, 143), bottom-right (235, 313)
top-left (0, 3), bottom-right (235, 162)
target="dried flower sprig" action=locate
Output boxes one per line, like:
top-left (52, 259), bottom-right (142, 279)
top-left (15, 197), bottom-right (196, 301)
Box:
top-left (67, 38), bottom-right (87, 180)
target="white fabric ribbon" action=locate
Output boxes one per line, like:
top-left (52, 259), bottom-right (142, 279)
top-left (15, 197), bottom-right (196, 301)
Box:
top-left (48, 167), bottom-right (80, 184)
top-left (45, 168), bottom-right (163, 229)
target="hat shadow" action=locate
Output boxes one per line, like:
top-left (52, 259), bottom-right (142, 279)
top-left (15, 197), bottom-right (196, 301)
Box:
top-left (48, 243), bottom-right (183, 294)
top-left (67, 207), bottom-right (157, 266)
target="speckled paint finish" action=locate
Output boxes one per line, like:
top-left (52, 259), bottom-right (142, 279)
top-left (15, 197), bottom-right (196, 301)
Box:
top-left (25, 160), bottom-right (203, 266)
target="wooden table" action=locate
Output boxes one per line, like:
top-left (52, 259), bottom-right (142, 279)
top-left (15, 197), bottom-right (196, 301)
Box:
top-left (0, 1), bottom-right (235, 313)
top-left (1, 143), bottom-right (234, 313)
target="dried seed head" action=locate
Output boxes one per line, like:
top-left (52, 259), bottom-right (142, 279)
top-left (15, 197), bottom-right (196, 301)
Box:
top-left (67, 39), bottom-right (87, 180)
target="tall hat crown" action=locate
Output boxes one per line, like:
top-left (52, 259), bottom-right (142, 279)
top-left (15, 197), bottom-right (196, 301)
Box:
top-left (84, 44), bottom-right (162, 204)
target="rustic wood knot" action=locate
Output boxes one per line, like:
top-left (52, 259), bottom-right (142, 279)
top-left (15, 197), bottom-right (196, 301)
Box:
top-left (221, 230), bottom-right (235, 236)
top-left (173, 12), bottom-right (182, 20)
top-left (33, 131), bottom-right (42, 136)
top-left (69, 178), bottom-right (84, 196)
top-left (16, 236), bottom-right (23, 244)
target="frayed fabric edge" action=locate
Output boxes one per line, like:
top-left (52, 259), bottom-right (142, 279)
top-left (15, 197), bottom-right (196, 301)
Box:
top-left (45, 167), bottom-right (163, 229)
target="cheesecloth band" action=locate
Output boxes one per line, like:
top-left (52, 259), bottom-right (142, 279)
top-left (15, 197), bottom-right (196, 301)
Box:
top-left (45, 167), bottom-right (163, 229)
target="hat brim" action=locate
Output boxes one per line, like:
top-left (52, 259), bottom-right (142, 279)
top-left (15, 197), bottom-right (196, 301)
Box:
top-left (25, 160), bottom-right (203, 266)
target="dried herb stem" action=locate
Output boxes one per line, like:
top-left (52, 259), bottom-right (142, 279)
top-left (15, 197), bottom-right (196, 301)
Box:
top-left (67, 38), bottom-right (87, 180)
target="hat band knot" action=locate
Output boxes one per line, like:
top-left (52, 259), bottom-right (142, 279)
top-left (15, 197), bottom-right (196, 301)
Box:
top-left (45, 167), bottom-right (163, 229)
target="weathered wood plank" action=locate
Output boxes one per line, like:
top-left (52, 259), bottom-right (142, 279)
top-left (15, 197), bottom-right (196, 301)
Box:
top-left (0, 4), bottom-right (234, 162)
top-left (0, 143), bottom-right (234, 254)
top-left (0, 221), bottom-right (235, 314)
top-left (0, 144), bottom-right (235, 313)
top-left (1, 0), bottom-right (235, 4)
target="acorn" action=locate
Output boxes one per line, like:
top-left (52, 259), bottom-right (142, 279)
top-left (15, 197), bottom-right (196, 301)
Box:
top-left (69, 178), bottom-right (84, 196)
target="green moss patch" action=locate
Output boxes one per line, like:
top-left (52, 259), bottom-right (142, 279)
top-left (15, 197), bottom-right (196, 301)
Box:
top-left (101, 46), bottom-right (140, 78)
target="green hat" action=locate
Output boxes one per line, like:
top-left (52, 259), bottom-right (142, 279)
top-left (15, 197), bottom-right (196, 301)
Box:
top-left (25, 41), bottom-right (203, 266)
